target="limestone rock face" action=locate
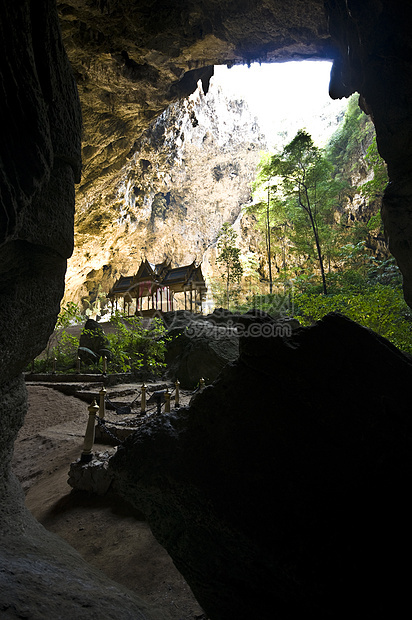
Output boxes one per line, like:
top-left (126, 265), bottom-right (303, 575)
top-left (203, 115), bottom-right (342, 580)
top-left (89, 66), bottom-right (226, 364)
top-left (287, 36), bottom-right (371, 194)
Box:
top-left (110, 313), bottom-right (412, 619)
top-left (65, 80), bottom-right (266, 306)
top-left (57, 0), bottom-right (333, 308)
top-left (0, 0), bottom-right (81, 504)
top-left (58, 0), bottom-right (412, 309)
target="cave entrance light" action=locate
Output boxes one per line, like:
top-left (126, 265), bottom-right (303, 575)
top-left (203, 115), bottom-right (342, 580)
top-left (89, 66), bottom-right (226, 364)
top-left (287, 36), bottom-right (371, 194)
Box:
top-left (212, 61), bottom-right (347, 150)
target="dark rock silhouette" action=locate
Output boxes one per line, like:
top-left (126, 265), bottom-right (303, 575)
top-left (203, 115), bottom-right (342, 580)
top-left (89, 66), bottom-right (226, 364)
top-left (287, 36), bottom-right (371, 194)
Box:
top-left (110, 313), bottom-right (412, 619)
top-left (164, 310), bottom-right (239, 388)
top-left (163, 309), bottom-right (298, 388)
top-left (78, 318), bottom-right (112, 363)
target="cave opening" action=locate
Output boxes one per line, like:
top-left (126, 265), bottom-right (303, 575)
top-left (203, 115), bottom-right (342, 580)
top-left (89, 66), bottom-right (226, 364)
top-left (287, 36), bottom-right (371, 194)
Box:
top-left (212, 60), bottom-right (347, 149)
top-left (69, 60), bottom-right (349, 313)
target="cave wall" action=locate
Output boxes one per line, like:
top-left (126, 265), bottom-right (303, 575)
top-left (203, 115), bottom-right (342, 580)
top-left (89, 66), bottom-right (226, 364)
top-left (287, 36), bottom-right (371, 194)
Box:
top-left (2, 0), bottom-right (412, 617)
top-left (0, 0), bottom-right (82, 486)
top-left (326, 0), bottom-right (412, 303)
top-left (0, 3), bottom-right (158, 617)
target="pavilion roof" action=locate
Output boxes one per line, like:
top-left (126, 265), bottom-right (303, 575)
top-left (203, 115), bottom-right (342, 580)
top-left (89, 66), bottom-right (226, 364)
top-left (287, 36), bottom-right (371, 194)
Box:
top-left (162, 262), bottom-right (206, 289)
top-left (108, 275), bottom-right (135, 297)
top-left (107, 258), bottom-right (206, 298)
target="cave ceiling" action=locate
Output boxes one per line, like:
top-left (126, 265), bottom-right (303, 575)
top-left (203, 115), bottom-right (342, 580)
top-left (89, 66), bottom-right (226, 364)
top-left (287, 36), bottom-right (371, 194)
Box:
top-left (57, 0), bottom-right (334, 199)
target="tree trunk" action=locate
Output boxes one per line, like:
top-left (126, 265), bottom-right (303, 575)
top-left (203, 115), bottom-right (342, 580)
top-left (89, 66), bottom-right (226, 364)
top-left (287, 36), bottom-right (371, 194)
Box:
top-left (267, 185), bottom-right (273, 294)
top-left (308, 210), bottom-right (328, 295)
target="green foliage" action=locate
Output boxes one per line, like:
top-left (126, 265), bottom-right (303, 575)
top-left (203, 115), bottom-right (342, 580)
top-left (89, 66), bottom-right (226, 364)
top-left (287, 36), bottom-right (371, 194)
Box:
top-left (367, 212), bottom-right (382, 232)
top-left (247, 154), bottom-right (290, 291)
top-left (367, 256), bottom-right (403, 287)
top-left (56, 301), bottom-right (84, 328)
top-left (106, 312), bottom-right (168, 377)
top-left (236, 291), bottom-right (294, 319)
top-left (209, 276), bottom-right (235, 310)
top-left (294, 284), bottom-right (412, 353)
top-left (251, 130), bottom-right (348, 295)
top-left (30, 331), bottom-right (80, 374)
top-left (240, 98), bottom-right (411, 356)
top-left (52, 331), bottom-right (80, 371)
top-left (361, 136), bottom-right (388, 203)
top-left (29, 305), bottom-right (168, 376)
top-left (326, 94), bottom-right (374, 175)
top-left (216, 223), bottom-right (244, 308)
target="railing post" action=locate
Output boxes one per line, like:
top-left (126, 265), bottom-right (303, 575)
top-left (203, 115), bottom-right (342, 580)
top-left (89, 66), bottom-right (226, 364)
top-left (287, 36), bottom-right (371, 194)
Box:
top-left (76, 356), bottom-right (81, 374)
top-left (165, 388), bottom-right (171, 413)
top-left (175, 379), bottom-right (180, 408)
top-left (99, 386), bottom-right (106, 419)
top-left (102, 355), bottom-right (107, 375)
top-left (52, 357), bottom-right (57, 374)
top-left (81, 399), bottom-right (99, 462)
top-left (141, 383), bottom-right (146, 414)
top-left (199, 377), bottom-right (205, 391)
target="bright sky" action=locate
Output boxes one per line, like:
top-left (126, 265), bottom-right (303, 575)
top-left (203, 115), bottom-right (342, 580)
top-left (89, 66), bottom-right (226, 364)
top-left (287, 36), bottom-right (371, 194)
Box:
top-left (212, 61), bottom-right (347, 148)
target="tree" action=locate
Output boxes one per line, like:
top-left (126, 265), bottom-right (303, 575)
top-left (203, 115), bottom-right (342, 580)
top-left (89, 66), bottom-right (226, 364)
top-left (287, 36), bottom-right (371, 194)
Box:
top-left (255, 130), bottom-right (345, 295)
top-left (216, 222), bottom-right (243, 308)
top-left (247, 153), bottom-right (289, 293)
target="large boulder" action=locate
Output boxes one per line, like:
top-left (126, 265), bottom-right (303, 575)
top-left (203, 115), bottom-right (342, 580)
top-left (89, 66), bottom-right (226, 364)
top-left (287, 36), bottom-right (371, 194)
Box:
top-left (164, 311), bottom-right (239, 388)
top-left (110, 313), bottom-right (412, 619)
top-left (78, 318), bottom-right (111, 364)
top-left (164, 309), bottom-right (298, 388)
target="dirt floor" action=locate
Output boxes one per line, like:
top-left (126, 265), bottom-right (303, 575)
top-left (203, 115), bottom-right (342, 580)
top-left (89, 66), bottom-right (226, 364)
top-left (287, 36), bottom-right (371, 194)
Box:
top-left (12, 382), bottom-right (207, 620)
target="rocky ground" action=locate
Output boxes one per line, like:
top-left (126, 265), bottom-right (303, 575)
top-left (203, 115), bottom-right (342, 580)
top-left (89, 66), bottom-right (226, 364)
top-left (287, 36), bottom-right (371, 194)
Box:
top-left (12, 382), bottom-right (207, 620)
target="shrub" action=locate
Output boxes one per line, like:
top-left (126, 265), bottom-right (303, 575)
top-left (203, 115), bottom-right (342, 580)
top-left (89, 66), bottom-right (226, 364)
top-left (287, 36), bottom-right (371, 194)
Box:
top-left (106, 312), bottom-right (168, 378)
top-left (294, 284), bottom-right (412, 353)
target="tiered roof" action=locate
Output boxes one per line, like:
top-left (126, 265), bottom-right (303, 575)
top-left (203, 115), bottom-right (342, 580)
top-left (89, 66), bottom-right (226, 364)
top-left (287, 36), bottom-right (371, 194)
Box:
top-left (108, 259), bottom-right (206, 299)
